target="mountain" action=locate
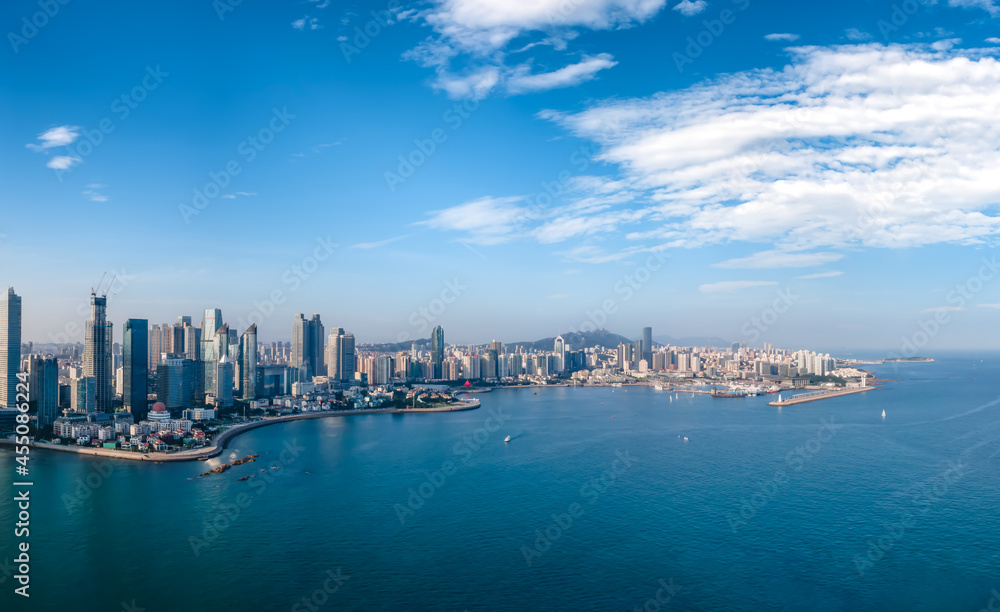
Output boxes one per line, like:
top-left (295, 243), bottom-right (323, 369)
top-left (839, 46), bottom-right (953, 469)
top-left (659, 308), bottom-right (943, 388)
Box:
top-left (506, 330), bottom-right (634, 351)
top-left (362, 338), bottom-right (432, 353)
top-left (652, 335), bottom-right (732, 348)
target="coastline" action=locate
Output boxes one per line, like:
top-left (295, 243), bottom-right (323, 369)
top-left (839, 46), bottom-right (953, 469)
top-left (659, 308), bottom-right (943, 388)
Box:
top-left (0, 398), bottom-right (480, 463)
top-left (767, 386), bottom-right (875, 406)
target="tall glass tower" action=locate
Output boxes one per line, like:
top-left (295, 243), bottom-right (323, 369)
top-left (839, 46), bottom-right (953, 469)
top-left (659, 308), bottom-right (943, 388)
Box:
top-left (0, 287), bottom-right (22, 409)
top-left (83, 292), bottom-right (113, 412)
top-left (239, 324), bottom-right (258, 399)
top-left (123, 319), bottom-right (149, 420)
top-left (325, 328), bottom-right (355, 384)
top-left (291, 313), bottom-right (324, 380)
top-left (642, 326), bottom-right (653, 366)
top-left (431, 325), bottom-right (444, 380)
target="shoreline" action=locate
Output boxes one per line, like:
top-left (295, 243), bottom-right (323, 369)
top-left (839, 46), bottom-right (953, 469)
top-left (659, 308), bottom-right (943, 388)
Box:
top-left (0, 398), bottom-right (480, 463)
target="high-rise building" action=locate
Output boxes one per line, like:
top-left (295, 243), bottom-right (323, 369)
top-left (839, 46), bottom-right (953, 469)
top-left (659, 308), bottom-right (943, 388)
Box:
top-left (553, 336), bottom-right (566, 373)
top-left (325, 327), bottom-right (355, 384)
top-left (291, 313), bottom-right (324, 380)
top-left (83, 292), bottom-right (113, 412)
top-left (26, 355), bottom-right (58, 428)
top-left (156, 357), bottom-right (195, 409)
top-left (431, 325), bottom-right (444, 380)
top-left (123, 319), bottom-right (149, 421)
top-left (215, 353), bottom-right (234, 408)
top-left (239, 324), bottom-right (258, 399)
top-left (148, 324), bottom-right (163, 368)
top-left (201, 308), bottom-right (223, 397)
top-left (0, 288), bottom-right (21, 409)
top-left (183, 325), bottom-right (201, 362)
top-left (642, 327), bottom-right (653, 367)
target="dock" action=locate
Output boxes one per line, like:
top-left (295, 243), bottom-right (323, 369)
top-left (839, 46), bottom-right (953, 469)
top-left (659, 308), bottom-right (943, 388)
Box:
top-left (768, 386), bottom-right (875, 406)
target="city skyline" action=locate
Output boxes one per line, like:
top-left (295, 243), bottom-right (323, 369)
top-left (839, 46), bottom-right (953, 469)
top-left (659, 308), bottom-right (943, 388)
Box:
top-left (5, 1), bottom-right (1000, 350)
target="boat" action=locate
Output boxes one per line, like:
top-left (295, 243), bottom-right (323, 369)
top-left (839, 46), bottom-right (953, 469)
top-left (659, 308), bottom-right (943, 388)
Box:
top-left (711, 389), bottom-right (746, 398)
top-left (654, 384), bottom-right (664, 391)
top-left (882, 410), bottom-right (886, 418)
top-left (504, 435), bottom-right (511, 443)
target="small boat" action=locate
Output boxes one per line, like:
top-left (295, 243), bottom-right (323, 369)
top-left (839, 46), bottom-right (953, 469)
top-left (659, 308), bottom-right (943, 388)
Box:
top-left (882, 410), bottom-right (886, 418)
top-left (683, 437), bottom-right (688, 442)
top-left (504, 435), bottom-right (511, 443)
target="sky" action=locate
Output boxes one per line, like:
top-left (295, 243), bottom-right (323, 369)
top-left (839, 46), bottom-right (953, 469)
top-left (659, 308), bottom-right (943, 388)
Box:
top-left (2, 0), bottom-right (1000, 353)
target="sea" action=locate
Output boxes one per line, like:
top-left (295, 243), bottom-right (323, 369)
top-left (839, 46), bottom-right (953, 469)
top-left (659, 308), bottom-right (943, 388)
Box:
top-left (2, 352), bottom-right (1000, 611)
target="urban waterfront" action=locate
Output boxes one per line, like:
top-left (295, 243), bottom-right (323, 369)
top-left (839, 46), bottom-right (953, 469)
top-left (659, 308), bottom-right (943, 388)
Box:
top-left (3, 355), bottom-right (1000, 611)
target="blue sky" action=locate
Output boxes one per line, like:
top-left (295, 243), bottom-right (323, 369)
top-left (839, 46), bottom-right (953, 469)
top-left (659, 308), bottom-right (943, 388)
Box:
top-left (2, 0), bottom-right (1000, 352)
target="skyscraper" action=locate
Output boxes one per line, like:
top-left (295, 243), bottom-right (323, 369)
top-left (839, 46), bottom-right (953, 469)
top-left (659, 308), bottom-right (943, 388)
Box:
top-left (83, 292), bottom-right (113, 412)
top-left (201, 308), bottom-right (223, 397)
top-left (28, 355), bottom-right (58, 429)
top-left (239, 324), bottom-right (258, 399)
top-left (642, 327), bottom-right (653, 367)
top-left (325, 328), bottom-right (355, 384)
top-left (0, 288), bottom-right (21, 409)
top-left (123, 319), bottom-right (149, 421)
top-left (553, 335), bottom-right (566, 373)
top-left (431, 325), bottom-right (444, 380)
top-left (148, 323), bottom-right (163, 368)
top-left (291, 313), bottom-right (324, 380)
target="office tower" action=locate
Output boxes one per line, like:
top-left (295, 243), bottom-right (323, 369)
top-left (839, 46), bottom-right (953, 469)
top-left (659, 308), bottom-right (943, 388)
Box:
top-left (71, 376), bottom-right (96, 412)
top-left (148, 324), bottom-right (162, 367)
top-left (431, 325), bottom-right (444, 379)
top-left (26, 355), bottom-right (58, 428)
top-left (239, 324), bottom-right (258, 399)
top-left (291, 313), bottom-right (324, 380)
top-left (83, 292), bottom-right (113, 412)
top-left (553, 335), bottom-right (566, 372)
top-left (178, 315), bottom-right (192, 326)
top-left (325, 327), bottom-right (355, 383)
top-left (183, 325), bottom-right (201, 361)
top-left (617, 342), bottom-right (633, 371)
top-left (215, 354), bottom-right (234, 407)
top-left (123, 319), bottom-right (149, 421)
top-left (201, 308), bottom-right (223, 397)
top-left (156, 358), bottom-right (195, 409)
top-left (642, 327), bottom-right (653, 367)
top-left (0, 288), bottom-right (21, 409)
top-left (171, 322), bottom-right (185, 355)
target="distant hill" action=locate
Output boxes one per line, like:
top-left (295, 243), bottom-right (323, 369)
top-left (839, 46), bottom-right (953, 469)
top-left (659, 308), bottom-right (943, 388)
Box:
top-left (652, 334), bottom-right (732, 348)
top-left (362, 338), bottom-right (432, 353)
top-left (506, 330), bottom-right (634, 351)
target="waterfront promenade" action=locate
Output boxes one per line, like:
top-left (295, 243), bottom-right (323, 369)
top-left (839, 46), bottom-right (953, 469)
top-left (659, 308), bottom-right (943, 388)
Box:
top-left (0, 398), bottom-right (480, 463)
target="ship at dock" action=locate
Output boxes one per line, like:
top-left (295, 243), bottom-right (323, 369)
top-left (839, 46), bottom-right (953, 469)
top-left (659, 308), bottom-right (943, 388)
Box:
top-left (710, 389), bottom-right (746, 398)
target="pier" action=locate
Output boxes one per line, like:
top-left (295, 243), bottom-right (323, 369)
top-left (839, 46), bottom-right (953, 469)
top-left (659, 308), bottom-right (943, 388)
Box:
top-left (768, 386), bottom-right (875, 406)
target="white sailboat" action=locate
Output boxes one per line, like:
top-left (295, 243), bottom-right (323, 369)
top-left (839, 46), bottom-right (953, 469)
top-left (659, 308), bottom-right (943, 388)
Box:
top-left (504, 435), bottom-right (511, 443)
top-left (881, 410), bottom-right (886, 419)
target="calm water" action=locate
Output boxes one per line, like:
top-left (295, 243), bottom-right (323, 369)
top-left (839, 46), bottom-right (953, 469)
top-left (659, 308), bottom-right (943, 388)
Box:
top-left (3, 354), bottom-right (1000, 611)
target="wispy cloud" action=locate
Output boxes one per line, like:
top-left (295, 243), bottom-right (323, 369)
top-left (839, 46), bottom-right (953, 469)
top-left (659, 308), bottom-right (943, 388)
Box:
top-left (714, 250), bottom-right (843, 269)
top-left (846, 28), bottom-right (872, 41)
top-left (351, 234), bottom-right (414, 249)
top-left (948, 0), bottom-right (1000, 16)
top-left (672, 0), bottom-right (708, 17)
top-left (922, 306), bottom-right (965, 312)
top-left (700, 280), bottom-right (778, 293)
top-left (764, 33), bottom-right (800, 42)
top-left (978, 303), bottom-right (1000, 309)
top-left (220, 192), bottom-right (257, 199)
top-left (404, 0), bottom-right (666, 99)
top-left (26, 125), bottom-right (79, 151)
top-left (83, 183), bottom-right (108, 202)
top-left (420, 196), bottom-right (529, 245)
top-left (987, 37), bottom-right (1000, 44)
top-left (46, 156), bottom-right (80, 170)
top-left (292, 17), bottom-right (321, 30)
top-left (795, 271), bottom-right (843, 279)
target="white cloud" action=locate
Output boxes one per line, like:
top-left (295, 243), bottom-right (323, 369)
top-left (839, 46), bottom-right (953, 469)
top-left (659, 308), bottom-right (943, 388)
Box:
top-left (948, 0), bottom-right (1000, 16)
top-left (292, 17), bottom-right (320, 30)
top-left (420, 196), bottom-right (530, 245)
top-left (795, 271), bottom-right (843, 279)
top-left (845, 28), bottom-right (871, 42)
top-left (46, 156), bottom-right (80, 170)
top-left (714, 250), bottom-right (844, 269)
top-left (220, 192), bottom-right (257, 199)
top-left (506, 54), bottom-right (618, 94)
top-left (541, 44), bottom-right (1000, 253)
top-left (764, 33), bottom-right (800, 42)
top-left (987, 37), bottom-right (1000, 44)
top-left (27, 125), bottom-right (79, 151)
top-left (700, 280), bottom-right (778, 293)
top-left (83, 184), bottom-right (108, 202)
top-left (351, 234), bottom-right (414, 249)
top-left (406, 0), bottom-right (666, 98)
top-left (672, 0), bottom-right (707, 16)
top-left (922, 305), bottom-right (965, 312)
top-left (978, 303), bottom-right (1000, 308)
